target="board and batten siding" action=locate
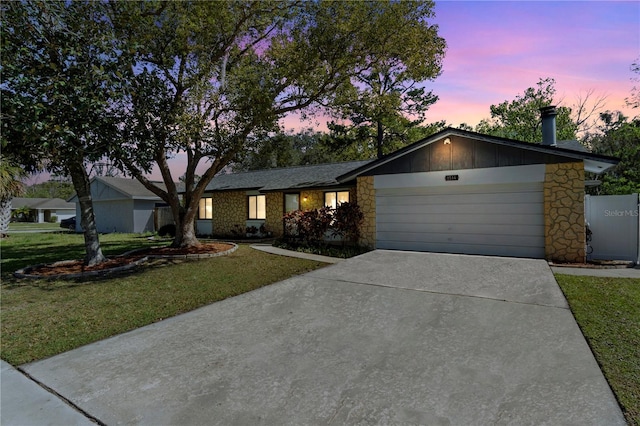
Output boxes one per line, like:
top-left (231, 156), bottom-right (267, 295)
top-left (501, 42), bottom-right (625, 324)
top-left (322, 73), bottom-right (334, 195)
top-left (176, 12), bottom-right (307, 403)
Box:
top-left (374, 164), bottom-right (546, 258)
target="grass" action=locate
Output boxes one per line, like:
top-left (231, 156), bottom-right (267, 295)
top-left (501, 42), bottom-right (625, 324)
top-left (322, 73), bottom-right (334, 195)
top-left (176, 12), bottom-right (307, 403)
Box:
top-left (556, 274), bottom-right (640, 426)
top-left (1, 234), bottom-right (326, 365)
top-left (7, 222), bottom-right (61, 231)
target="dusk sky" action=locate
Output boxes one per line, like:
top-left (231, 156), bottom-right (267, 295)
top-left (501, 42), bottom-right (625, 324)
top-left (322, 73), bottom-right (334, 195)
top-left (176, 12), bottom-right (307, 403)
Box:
top-left (30, 1), bottom-right (640, 183)
top-left (284, 0), bottom-right (639, 132)
top-left (223, 0), bottom-right (640, 180)
top-left (423, 0), bottom-right (639, 127)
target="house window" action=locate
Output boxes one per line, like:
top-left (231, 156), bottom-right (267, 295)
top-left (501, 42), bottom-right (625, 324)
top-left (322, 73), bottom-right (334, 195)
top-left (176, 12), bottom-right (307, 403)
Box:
top-left (248, 195), bottom-right (266, 219)
top-left (198, 197), bottom-right (213, 219)
top-left (285, 193), bottom-right (299, 213)
top-left (324, 191), bottom-right (350, 209)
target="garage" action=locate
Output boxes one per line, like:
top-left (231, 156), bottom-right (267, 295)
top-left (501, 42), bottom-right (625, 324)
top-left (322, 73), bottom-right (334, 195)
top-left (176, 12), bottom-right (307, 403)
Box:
top-left (337, 127), bottom-right (619, 263)
top-left (374, 164), bottom-right (546, 258)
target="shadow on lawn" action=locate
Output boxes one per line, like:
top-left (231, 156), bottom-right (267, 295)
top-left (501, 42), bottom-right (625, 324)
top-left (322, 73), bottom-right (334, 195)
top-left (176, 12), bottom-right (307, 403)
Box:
top-left (1, 234), bottom-right (170, 278)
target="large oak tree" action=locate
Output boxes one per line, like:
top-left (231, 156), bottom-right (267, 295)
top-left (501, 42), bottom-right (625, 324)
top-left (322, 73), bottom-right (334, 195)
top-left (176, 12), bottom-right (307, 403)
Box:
top-left (109, 1), bottom-right (447, 247)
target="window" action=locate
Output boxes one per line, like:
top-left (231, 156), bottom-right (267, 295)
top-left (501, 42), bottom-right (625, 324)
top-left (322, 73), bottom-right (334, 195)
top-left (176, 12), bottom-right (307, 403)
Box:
top-left (199, 197), bottom-right (212, 219)
top-left (324, 191), bottom-right (349, 209)
top-left (248, 195), bottom-right (266, 219)
top-left (285, 193), bottom-right (299, 213)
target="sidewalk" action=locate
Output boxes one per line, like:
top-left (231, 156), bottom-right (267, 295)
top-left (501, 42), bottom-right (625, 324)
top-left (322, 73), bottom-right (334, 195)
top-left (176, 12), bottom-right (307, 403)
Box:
top-left (1, 360), bottom-right (95, 426)
top-left (250, 244), bottom-right (344, 264)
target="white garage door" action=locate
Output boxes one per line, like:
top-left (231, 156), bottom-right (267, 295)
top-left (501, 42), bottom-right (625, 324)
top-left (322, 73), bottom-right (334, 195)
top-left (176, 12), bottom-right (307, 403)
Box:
top-left (375, 169), bottom-right (545, 258)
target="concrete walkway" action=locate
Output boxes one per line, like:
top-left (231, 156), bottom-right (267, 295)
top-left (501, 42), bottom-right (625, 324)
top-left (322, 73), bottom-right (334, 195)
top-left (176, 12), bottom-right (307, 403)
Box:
top-left (3, 250), bottom-right (625, 425)
top-left (1, 360), bottom-right (95, 426)
top-left (250, 243), bottom-right (344, 263)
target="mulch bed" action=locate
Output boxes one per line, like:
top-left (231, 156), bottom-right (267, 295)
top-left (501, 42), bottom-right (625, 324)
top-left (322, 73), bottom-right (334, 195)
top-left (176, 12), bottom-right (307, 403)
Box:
top-left (21, 243), bottom-right (235, 277)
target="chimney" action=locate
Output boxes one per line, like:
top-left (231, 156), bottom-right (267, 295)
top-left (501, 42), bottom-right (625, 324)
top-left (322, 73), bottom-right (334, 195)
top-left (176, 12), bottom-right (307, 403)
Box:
top-left (540, 105), bottom-right (557, 146)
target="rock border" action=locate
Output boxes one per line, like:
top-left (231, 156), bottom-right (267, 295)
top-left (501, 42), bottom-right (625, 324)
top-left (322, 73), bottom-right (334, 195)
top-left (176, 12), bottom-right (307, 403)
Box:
top-left (13, 243), bottom-right (238, 281)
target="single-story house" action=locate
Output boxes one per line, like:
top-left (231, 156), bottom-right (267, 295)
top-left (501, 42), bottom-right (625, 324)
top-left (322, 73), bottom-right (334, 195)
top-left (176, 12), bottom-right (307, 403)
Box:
top-left (11, 197), bottom-right (75, 223)
top-left (69, 176), bottom-right (171, 233)
top-left (196, 160), bottom-right (372, 237)
top-left (200, 110), bottom-right (618, 263)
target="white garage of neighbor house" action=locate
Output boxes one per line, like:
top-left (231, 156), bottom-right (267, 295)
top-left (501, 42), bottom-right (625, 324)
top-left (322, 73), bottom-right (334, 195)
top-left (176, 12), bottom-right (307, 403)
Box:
top-left (11, 197), bottom-right (75, 223)
top-left (69, 176), bottom-right (170, 234)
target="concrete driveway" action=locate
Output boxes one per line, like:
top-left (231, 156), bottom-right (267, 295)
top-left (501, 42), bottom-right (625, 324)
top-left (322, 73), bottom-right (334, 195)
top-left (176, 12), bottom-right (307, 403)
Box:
top-left (18, 250), bottom-right (624, 425)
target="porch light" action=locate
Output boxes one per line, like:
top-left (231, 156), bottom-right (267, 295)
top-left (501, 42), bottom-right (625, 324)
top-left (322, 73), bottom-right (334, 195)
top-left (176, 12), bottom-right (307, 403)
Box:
top-left (443, 138), bottom-right (451, 145)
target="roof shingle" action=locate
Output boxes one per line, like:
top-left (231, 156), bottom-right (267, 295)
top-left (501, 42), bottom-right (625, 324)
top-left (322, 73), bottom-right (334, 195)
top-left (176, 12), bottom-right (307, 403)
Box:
top-left (204, 161), bottom-right (372, 192)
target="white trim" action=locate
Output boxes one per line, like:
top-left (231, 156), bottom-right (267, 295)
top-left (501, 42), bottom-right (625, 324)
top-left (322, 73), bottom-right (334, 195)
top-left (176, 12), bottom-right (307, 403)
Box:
top-left (374, 164), bottom-right (546, 190)
top-left (584, 159), bottom-right (617, 174)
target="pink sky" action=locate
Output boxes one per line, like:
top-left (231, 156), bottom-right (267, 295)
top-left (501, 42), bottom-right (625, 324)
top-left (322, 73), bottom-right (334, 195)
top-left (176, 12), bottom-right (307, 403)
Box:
top-left (422, 1), bottom-right (639, 127)
top-left (283, 1), bottom-right (639, 132)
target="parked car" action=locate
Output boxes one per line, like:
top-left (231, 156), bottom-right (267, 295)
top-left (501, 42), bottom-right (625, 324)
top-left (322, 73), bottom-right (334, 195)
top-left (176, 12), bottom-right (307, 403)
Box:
top-left (60, 216), bottom-right (76, 230)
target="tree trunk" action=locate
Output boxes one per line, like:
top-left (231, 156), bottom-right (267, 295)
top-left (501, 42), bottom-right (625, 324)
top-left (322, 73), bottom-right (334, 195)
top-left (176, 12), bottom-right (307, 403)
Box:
top-left (377, 120), bottom-right (384, 159)
top-left (67, 161), bottom-right (106, 266)
top-left (173, 208), bottom-right (200, 248)
top-left (0, 198), bottom-right (11, 236)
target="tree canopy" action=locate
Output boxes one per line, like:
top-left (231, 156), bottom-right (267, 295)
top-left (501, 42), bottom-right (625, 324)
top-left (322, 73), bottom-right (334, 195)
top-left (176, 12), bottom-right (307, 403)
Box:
top-left (585, 112), bottom-right (640, 195)
top-left (1, 0), bottom-right (127, 264)
top-left (233, 129), bottom-right (341, 172)
top-left (475, 78), bottom-right (578, 143)
top-left (327, 1), bottom-right (446, 158)
top-left (24, 181), bottom-right (75, 200)
top-left (0, 155), bottom-right (26, 236)
top-left (107, 0), bottom-right (447, 247)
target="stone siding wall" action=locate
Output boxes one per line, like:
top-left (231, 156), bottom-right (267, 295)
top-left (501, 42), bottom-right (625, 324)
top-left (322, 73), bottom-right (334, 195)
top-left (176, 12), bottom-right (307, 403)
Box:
top-left (544, 162), bottom-right (585, 263)
top-left (265, 192), bottom-right (284, 237)
top-left (212, 191), bottom-right (246, 236)
top-left (357, 176), bottom-right (376, 248)
top-left (300, 190), bottom-right (325, 211)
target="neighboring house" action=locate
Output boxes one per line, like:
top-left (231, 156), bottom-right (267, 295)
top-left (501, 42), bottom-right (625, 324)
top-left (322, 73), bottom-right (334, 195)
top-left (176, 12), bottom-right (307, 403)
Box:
top-left (11, 197), bottom-right (75, 223)
top-left (199, 110), bottom-right (618, 263)
top-left (69, 177), bottom-right (171, 233)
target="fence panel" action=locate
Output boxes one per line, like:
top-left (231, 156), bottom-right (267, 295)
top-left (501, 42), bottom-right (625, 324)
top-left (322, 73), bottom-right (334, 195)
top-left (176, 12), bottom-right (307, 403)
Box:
top-left (585, 193), bottom-right (639, 262)
top-left (154, 206), bottom-right (174, 231)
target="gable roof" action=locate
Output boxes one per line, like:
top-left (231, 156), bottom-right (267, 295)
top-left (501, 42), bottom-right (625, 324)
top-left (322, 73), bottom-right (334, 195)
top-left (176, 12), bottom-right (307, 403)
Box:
top-left (204, 160), bottom-right (372, 193)
top-left (11, 198), bottom-right (74, 210)
top-left (556, 140), bottom-right (590, 153)
top-left (68, 177), bottom-right (182, 202)
top-left (337, 127), bottom-right (619, 182)
top-left (93, 176), bottom-right (164, 199)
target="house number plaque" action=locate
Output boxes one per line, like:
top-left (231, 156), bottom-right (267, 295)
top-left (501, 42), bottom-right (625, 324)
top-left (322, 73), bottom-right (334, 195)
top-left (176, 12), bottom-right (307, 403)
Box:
top-left (445, 175), bottom-right (459, 181)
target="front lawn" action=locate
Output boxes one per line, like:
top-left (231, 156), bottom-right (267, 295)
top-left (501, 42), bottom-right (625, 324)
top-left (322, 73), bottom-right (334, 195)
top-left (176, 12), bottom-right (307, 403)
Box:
top-left (1, 232), bottom-right (167, 277)
top-left (556, 274), bottom-right (640, 425)
top-left (7, 222), bottom-right (61, 231)
top-left (1, 234), bottom-right (325, 365)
